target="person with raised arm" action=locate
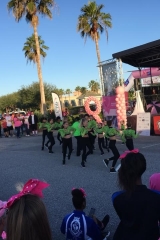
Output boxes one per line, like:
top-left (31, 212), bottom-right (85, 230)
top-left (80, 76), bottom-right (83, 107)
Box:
top-left (103, 120), bottom-right (120, 173)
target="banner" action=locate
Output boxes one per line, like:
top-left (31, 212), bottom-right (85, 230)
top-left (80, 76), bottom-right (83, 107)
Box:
top-left (101, 61), bottom-right (118, 96)
top-left (136, 112), bottom-right (151, 136)
top-left (153, 116), bottom-right (160, 135)
top-left (52, 93), bottom-right (62, 119)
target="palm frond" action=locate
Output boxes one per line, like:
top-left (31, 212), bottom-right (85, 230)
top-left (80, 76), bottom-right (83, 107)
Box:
top-left (77, 1), bottom-right (112, 43)
top-left (22, 34), bottom-right (49, 64)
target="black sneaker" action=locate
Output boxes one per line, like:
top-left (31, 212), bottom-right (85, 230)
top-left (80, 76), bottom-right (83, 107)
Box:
top-left (68, 154), bottom-right (71, 160)
top-left (110, 168), bottom-right (116, 173)
top-left (49, 150), bottom-right (54, 154)
top-left (107, 148), bottom-right (110, 152)
top-left (101, 214), bottom-right (110, 231)
top-left (62, 160), bottom-right (65, 165)
top-left (103, 159), bottom-right (109, 168)
top-left (101, 152), bottom-right (104, 156)
top-left (41, 147), bottom-right (44, 151)
top-left (81, 162), bottom-right (85, 167)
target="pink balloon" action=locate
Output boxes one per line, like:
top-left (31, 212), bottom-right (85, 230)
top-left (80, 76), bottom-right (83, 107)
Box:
top-left (116, 104), bottom-right (119, 108)
top-left (115, 98), bottom-right (119, 102)
top-left (117, 110), bottom-right (120, 114)
top-left (116, 86), bottom-right (124, 94)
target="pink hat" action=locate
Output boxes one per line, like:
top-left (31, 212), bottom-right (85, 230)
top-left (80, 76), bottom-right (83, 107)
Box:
top-left (0, 201), bottom-right (7, 218)
top-left (149, 173), bottom-right (160, 191)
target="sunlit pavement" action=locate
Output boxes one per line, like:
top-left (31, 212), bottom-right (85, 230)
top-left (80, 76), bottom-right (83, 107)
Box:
top-left (0, 134), bottom-right (159, 239)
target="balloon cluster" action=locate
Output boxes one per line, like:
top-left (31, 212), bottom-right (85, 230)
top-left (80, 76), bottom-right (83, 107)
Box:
top-left (84, 96), bottom-right (102, 123)
top-left (115, 86), bottom-right (127, 128)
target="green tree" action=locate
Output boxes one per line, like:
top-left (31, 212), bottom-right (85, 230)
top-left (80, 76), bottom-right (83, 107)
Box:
top-left (23, 35), bottom-right (49, 63)
top-left (75, 86), bottom-right (81, 92)
top-left (77, 1), bottom-right (112, 95)
top-left (7, 0), bottom-right (54, 114)
top-left (80, 87), bottom-right (87, 94)
top-left (65, 89), bottom-right (72, 103)
top-left (88, 80), bottom-right (100, 93)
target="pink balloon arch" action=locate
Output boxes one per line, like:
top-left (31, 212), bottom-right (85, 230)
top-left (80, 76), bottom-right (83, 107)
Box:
top-left (84, 96), bottom-right (102, 123)
top-left (115, 86), bottom-right (127, 128)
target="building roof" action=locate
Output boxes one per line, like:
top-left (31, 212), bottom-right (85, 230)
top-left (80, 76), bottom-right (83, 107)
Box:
top-left (112, 39), bottom-right (160, 68)
top-left (77, 92), bottom-right (101, 100)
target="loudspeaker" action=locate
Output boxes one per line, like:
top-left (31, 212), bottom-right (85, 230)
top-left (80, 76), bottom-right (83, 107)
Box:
top-left (134, 78), bottom-right (141, 91)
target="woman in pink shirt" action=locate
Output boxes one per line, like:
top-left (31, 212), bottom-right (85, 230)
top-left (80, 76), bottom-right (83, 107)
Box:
top-left (13, 113), bottom-right (22, 138)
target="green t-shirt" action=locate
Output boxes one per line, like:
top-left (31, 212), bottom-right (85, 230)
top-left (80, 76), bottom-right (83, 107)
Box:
top-left (72, 121), bottom-right (81, 136)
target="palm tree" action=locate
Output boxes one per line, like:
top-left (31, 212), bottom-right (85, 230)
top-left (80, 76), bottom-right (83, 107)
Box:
top-left (80, 87), bottom-right (87, 95)
top-left (77, 1), bottom-right (112, 95)
top-left (23, 35), bottom-right (49, 63)
top-left (75, 86), bottom-right (81, 96)
top-left (65, 89), bottom-right (72, 103)
top-left (7, 0), bottom-right (54, 114)
top-left (88, 80), bottom-right (100, 93)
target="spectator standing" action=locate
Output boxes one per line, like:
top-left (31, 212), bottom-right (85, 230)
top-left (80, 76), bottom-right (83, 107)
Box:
top-left (5, 112), bottom-right (13, 137)
top-left (1, 118), bottom-right (8, 137)
top-left (24, 113), bottom-right (30, 136)
top-left (28, 111), bottom-right (38, 135)
top-left (13, 113), bottom-right (22, 138)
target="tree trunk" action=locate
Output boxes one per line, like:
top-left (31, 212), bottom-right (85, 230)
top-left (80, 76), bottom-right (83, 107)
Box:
top-left (95, 33), bottom-right (104, 96)
top-left (32, 17), bottom-right (46, 114)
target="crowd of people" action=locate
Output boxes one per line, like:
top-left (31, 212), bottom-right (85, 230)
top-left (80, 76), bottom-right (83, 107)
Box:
top-left (0, 111), bottom-right (38, 138)
top-left (0, 153), bottom-right (160, 240)
top-left (39, 114), bottom-right (139, 172)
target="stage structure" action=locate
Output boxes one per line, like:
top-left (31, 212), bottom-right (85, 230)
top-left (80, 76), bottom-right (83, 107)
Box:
top-left (112, 39), bottom-right (160, 135)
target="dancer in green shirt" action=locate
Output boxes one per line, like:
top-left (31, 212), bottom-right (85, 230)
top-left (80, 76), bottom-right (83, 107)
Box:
top-left (58, 122), bottom-right (75, 165)
top-left (103, 121), bottom-right (120, 173)
top-left (94, 123), bottom-right (106, 155)
top-left (122, 122), bottom-right (138, 150)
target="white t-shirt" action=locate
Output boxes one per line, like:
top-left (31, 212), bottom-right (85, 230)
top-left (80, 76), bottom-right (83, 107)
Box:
top-left (31, 115), bottom-right (35, 124)
top-left (24, 116), bottom-right (29, 124)
top-left (5, 116), bottom-right (12, 127)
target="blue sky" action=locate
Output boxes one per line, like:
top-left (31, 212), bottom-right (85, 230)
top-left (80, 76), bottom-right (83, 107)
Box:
top-left (1, 0), bottom-right (160, 96)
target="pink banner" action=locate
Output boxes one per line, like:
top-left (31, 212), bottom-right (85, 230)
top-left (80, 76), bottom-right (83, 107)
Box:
top-left (132, 68), bottom-right (160, 78)
top-left (102, 96), bottom-right (116, 116)
top-left (102, 93), bottom-right (129, 117)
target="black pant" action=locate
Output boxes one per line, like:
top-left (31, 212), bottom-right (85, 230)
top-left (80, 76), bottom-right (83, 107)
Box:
top-left (105, 137), bottom-right (109, 148)
top-left (126, 138), bottom-right (134, 150)
top-left (15, 127), bottom-right (20, 138)
top-left (75, 136), bottom-right (82, 156)
top-left (109, 140), bottom-right (120, 168)
top-left (88, 131), bottom-right (96, 149)
top-left (81, 137), bottom-right (92, 163)
top-left (62, 138), bottom-right (72, 161)
top-left (57, 132), bottom-right (62, 144)
top-left (42, 130), bottom-right (48, 147)
top-left (24, 124), bottom-right (30, 135)
top-left (21, 124), bottom-right (24, 135)
top-left (47, 132), bottom-right (55, 151)
top-left (98, 138), bottom-right (105, 153)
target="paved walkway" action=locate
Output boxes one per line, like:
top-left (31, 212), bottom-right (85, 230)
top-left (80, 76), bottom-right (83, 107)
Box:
top-left (0, 134), bottom-right (160, 239)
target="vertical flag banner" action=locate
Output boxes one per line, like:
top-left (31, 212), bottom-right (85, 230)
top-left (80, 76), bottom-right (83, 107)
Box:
top-left (52, 93), bottom-right (62, 119)
top-left (136, 112), bottom-right (151, 136)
